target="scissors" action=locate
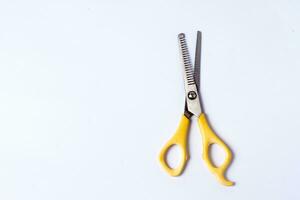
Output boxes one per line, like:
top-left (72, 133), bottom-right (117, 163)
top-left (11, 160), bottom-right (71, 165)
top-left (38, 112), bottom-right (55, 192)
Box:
top-left (158, 31), bottom-right (234, 186)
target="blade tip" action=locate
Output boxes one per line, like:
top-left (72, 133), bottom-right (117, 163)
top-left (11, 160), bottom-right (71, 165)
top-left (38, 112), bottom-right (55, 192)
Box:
top-left (178, 33), bottom-right (185, 39)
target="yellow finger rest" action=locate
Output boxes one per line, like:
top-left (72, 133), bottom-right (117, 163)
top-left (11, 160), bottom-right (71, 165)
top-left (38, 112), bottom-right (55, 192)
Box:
top-left (198, 113), bottom-right (234, 186)
top-left (158, 115), bottom-right (190, 176)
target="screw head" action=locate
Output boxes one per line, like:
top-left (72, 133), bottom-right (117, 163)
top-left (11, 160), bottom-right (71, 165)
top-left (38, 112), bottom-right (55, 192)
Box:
top-left (188, 91), bottom-right (197, 100)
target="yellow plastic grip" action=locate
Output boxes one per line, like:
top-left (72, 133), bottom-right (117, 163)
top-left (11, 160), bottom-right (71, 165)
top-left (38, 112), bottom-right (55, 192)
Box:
top-left (198, 113), bottom-right (234, 186)
top-left (158, 115), bottom-right (190, 176)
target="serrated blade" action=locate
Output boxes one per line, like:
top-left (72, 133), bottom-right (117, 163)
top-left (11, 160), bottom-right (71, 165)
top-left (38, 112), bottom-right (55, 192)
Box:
top-left (178, 33), bottom-right (201, 117)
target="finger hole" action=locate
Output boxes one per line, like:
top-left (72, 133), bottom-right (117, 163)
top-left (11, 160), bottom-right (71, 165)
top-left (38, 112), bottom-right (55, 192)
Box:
top-left (208, 144), bottom-right (226, 167)
top-left (165, 145), bottom-right (182, 169)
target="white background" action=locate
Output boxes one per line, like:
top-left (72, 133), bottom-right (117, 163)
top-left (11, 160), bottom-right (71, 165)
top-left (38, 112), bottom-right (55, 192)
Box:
top-left (0, 0), bottom-right (299, 199)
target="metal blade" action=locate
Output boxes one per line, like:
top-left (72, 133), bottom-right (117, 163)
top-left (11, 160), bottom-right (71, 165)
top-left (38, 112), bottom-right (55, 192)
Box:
top-left (194, 31), bottom-right (204, 112)
top-left (194, 31), bottom-right (202, 93)
top-left (178, 33), bottom-right (201, 117)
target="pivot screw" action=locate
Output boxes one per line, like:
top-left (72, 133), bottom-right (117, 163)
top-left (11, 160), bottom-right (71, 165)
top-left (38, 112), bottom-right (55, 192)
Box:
top-left (188, 91), bottom-right (197, 100)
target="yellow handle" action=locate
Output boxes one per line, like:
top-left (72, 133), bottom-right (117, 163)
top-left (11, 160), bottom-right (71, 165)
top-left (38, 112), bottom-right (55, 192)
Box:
top-left (198, 113), bottom-right (234, 186)
top-left (158, 115), bottom-right (190, 176)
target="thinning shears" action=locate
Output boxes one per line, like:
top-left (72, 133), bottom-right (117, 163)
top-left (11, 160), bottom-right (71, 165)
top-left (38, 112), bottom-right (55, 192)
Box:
top-left (159, 31), bottom-right (234, 186)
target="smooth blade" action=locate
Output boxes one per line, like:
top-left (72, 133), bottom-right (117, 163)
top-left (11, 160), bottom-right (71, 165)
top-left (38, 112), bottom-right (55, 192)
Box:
top-left (178, 33), bottom-right (201, 117)
top-left (194, 31), bottom-right (202, 93)
top-left (194, 31), bottom-right (204, 112)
